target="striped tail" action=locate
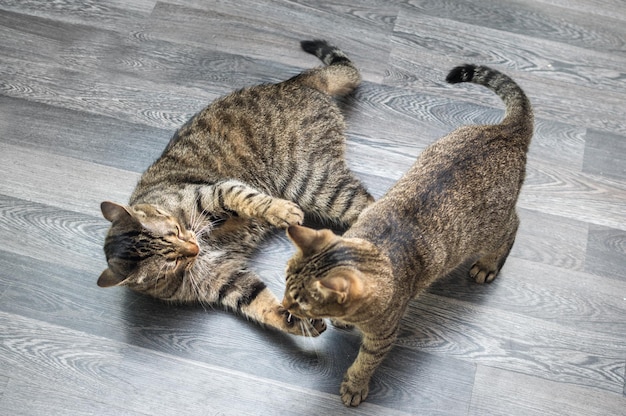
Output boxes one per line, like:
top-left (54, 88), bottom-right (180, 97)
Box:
top-left (301, 39), bottom-right (352, 66)
top-left (295, 39), bottom-right (361, 96)
top-left (446, 64), bottom-right (533, 129)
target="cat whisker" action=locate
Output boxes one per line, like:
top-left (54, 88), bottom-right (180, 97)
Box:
top-left (194, 220), bottom-right (221, 239)
top-left (189, 194), bottom-right (224, 236)
top-left (154, 262), bottom-right (169, 291)
top-left (298, 318), bottom-right (323, 360)
top-left (186, 267), bottom-right (209, 312)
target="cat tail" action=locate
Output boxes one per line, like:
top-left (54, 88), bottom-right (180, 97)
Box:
top-left (296, 39), bottom-right (361, 96)
top-left (446, 64), bottom-right (533, 132)
top-left (301, 39), bottom-right (353, 66)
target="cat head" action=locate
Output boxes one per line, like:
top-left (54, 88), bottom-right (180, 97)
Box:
top-left (98, 201), bottom-right (199, 288)
top-left (282, 225), bottom-right (388, 321)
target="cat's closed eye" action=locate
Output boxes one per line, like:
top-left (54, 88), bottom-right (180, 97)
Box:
top-left (169, 224), bottom-right (183, 238)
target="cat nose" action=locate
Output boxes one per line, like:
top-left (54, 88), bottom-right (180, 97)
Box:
top-left (182, 242), bottom-right (199, 257)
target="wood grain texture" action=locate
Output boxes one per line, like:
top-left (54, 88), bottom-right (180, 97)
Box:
top-left (469, 365), bottom-right (626, 416)
top-left (388, 8), bottom-right (626, 134)
top-left (404, 0), bottom-right (626, 53)
top-left (583, 129), bottom-right (626, 180)
top-left (1, 0), bottom-right (625, 414)
top-left (584, 225), bottom-right (626, 282)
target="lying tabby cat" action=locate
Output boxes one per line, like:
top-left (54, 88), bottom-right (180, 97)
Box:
top-left (99, 40), bottom-right (373, 337)
top-left (282, 64), bottom-right (533, 405)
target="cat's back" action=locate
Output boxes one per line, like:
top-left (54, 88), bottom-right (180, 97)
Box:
top-left (136, 80), bottom-right (345, 191)
top-left (351, 123), bottom-right (527, 246)
top-left (205, 81), bottom-right (345, 150)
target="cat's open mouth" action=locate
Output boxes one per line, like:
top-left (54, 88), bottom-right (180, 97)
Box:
top-left (285, 312), bottom-right (327, 335)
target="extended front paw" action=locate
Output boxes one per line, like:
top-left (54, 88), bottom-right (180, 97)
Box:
top-left (264, 199), bottom-right (304, 228)
top-left (340, 377), bottom-right (369, 407)
top-left (279, 308), bottom-right (326, 337)
top-left (331, 318), bottom-right (354, 330)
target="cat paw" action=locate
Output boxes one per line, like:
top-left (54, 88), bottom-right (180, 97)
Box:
top-left (331, 318), bottom-right (354, 330)
top-left (279, 308), bottom-right (326, 337)
top-left (340, 377), bottom-right (369, 407)
top-left (469, 261), bottom-right (498, 284)
top-left (264, 200), bottom-right (304, 228)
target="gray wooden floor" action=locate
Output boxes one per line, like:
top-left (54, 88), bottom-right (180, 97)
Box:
top-left (1, 0), bottom-right (625, 415)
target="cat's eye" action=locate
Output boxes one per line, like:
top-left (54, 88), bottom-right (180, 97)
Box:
top-left (168, 225), bottom-right (184, 239)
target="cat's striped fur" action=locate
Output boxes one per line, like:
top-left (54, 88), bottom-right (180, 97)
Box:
top-left (99, 40), bottom-right (373, 337)
top-left (282, 64), bottom-right (533, 405)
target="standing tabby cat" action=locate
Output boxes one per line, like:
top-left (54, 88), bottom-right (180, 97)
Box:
top-left (99, 40), bottom-right (373, 337)
top-left (282, 64), bottom-right (533, 405)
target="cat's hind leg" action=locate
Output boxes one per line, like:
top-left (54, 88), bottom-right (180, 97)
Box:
top-left (470, 213), bottom-right (519, 284)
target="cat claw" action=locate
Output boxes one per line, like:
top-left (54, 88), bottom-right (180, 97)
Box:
top-left (265, 200), bottom-right (304, 228)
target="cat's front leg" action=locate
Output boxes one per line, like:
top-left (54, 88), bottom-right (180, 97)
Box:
top-left (239, 285), bottom-right (327, 337)
top-left (340, 328), bottom-right (398, 406)
top-left (201, 180), bottom-right (304, 228)
top-left (330, 318), bottom-right (354, 330)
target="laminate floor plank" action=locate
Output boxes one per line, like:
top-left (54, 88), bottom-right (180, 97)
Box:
top-left (583, 129), bottom-right (626, 181)
top-left (585, 225), bottom-right (626, 282)
top-left (150, 0), bottom-right (397, 81)
top-left (0, 196), bottom-right (105, 272)
top-left (0, 374), bottom-right (9, 400)
top-left (0, 312), bottom-right (413, 416)
top-left (400, 291), bottom-right (625, 394)
top-left (519, 161), bottom-right (626, 231)
top-left (426, 257), bottom-right (626, 337)
top-left (403, 0), bottom-right (626, 53)
top-left (468, 365), bottom-right (626, 416)
top-left (2, 376), bottom-right (150, 416)
top-left (392, 4), bottom-right (626, 94)
top-left (0, 0), bottom-right (624, 414)
top-left (511, 208), bottom-right (588, 271)
top-left (0, 51), bottom-right (211, 130)
top-left (388, 9), bottom-right (626, 134)
top-left (0, 144), bottom-right (138, 216)
top-left (0, 96), bottom-right (169, 172)
top-left (0, 0), bottom-right (156, 32)
top-left (529, 0), bottom-right (626, 20)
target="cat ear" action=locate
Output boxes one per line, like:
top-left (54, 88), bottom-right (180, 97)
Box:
top-left (97, 268), bottom-right (126, 287)
top-left (287, 225), bottom-right (337, 256)
top-left (317, 270), bottom-right (364, 304)
top-left (101, 201), bottom-right (132, 223)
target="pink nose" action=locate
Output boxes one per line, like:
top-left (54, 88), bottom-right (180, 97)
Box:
top-left (183, 242), bottom-right (199, 257)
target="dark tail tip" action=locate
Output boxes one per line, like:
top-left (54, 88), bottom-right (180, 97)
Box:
top-left (446, 64), bottom-right (477, 84)
top-left (300, 39), bottom-right (327, 54)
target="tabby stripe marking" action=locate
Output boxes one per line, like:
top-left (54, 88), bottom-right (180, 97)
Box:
top-left (217, 271), bottom-right (245, 303)
top-left (237, 280), bottom-right (267, 309)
